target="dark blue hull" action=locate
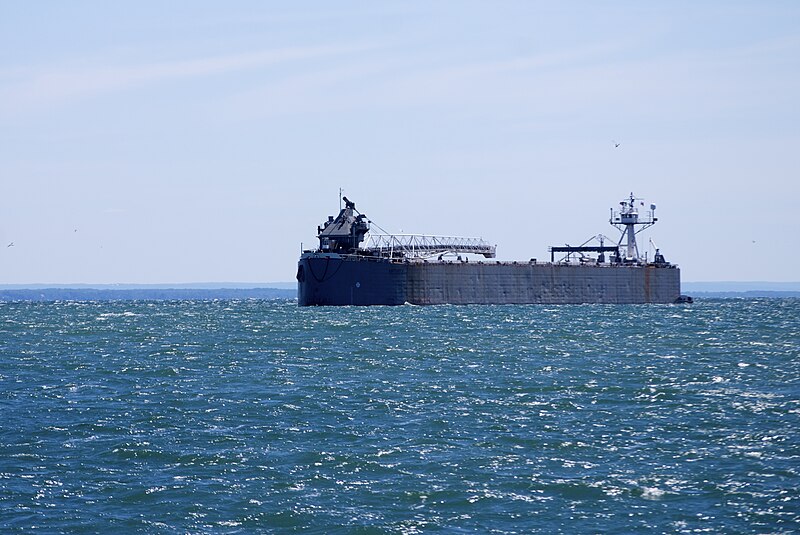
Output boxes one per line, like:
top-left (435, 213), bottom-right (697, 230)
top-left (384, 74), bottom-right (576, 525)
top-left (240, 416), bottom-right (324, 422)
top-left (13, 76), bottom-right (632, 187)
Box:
top-left (297, 254), bottom-right (406, 305)
top-left (297, 253), bottom-right (682, 306)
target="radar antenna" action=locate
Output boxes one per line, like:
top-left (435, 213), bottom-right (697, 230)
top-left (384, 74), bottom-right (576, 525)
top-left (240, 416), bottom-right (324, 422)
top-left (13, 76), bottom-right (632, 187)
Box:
top-left (609, 192), bottom-right (657, 263)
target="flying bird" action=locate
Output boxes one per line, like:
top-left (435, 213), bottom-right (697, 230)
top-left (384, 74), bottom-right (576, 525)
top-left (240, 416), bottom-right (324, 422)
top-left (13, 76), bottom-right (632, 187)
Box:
top-left (7, 242), bottom-right (14, 247)
top-left (612, 140), bottom-right (621, 148)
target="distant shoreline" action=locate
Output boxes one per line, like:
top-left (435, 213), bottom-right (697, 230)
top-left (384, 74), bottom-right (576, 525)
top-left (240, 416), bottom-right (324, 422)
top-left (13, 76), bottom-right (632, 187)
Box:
top-left (0, 287), bottom-right (296, 301)
top-left (687, 291), bottom-right (800, 299)
top-left (0, 282), bottom-right (296, 290)
top-left (682, 281), bottom-right (800, 292)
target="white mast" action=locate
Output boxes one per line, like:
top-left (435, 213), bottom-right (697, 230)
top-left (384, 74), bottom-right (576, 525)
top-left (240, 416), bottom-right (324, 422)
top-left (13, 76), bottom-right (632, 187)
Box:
top-left (609, 192), bottom-right (657, 263)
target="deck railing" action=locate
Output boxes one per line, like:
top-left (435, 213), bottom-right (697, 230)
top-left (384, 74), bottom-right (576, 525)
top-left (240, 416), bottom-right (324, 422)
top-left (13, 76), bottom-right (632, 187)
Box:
top-left (363, 234), bottom-right (496, 259)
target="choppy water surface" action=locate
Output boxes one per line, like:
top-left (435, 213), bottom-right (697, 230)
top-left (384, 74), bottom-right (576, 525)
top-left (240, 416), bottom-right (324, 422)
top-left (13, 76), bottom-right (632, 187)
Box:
top-left (1, 299), bottom-right (799, 533)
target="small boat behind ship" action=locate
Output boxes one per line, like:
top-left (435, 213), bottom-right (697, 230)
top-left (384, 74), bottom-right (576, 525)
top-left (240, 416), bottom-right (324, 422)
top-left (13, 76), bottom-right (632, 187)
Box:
top-left (297, 194), bottom-right (690, 306)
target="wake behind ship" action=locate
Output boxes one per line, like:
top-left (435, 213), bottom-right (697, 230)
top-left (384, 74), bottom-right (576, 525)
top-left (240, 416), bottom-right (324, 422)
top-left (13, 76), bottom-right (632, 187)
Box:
top-left (297, 194), bottom-right (689, 306)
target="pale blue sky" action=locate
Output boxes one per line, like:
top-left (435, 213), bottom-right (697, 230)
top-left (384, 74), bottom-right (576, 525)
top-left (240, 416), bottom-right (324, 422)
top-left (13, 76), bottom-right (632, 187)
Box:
top-left (1, 2), bottom-right (798, 284)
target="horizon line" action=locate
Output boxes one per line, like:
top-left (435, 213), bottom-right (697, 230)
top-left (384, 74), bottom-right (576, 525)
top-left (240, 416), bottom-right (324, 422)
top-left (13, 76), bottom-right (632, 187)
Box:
top-left (0, 282), bottom-right (297, 290)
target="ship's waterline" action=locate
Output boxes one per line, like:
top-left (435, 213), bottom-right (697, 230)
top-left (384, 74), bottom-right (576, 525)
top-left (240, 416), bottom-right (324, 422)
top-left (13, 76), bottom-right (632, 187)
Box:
top-left (298, 194), bottom-right (688, 306)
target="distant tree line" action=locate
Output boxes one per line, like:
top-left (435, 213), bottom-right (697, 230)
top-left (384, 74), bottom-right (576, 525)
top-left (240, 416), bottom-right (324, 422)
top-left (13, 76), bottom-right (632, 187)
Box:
top-left (0, 288), bottom-right (297, 301)
top-left (688, 291), bottom-right (800, 298)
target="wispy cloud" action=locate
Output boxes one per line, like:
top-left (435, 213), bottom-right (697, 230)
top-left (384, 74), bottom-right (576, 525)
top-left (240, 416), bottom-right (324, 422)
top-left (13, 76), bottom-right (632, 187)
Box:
top-left (0, 44), bottom-right (367, 114)
top-left (216, 33), bottom-right (800, 126)
top-left (215, 41), bottom-right (630, 118)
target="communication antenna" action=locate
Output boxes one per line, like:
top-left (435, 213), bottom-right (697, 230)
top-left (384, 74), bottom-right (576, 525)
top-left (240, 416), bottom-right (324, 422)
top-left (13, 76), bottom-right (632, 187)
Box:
top-left (609, 192), bottom-right (657, 262)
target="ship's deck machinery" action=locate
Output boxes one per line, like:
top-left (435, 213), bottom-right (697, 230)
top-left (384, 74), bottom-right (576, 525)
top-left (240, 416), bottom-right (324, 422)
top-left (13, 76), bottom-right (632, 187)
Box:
top-left (548, 192), bottom-right (672, 267)
top-left (312, 196), bottom-right (496, 261)
top-left (297, 193), bottom-right (689, 305)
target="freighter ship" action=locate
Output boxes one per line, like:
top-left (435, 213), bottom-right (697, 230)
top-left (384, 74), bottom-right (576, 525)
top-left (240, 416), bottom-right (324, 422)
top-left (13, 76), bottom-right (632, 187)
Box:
top-left (297, 194), bottom-right (690, 306)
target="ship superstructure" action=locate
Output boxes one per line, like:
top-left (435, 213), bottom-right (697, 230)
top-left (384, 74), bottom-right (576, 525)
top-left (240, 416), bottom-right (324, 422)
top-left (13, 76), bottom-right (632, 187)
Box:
top-left (316, 196), bottom-right (496, 260)
top-left (297, 194), bottom-right (688, 305)
top-left (611, 192), bottom-right (657, 263)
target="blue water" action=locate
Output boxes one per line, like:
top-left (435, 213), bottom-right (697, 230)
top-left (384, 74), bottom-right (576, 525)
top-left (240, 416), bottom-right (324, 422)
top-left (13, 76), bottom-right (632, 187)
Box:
top-left (1, 299), bottom-right (798, 533)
